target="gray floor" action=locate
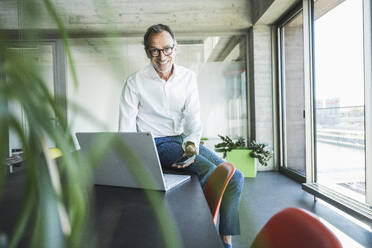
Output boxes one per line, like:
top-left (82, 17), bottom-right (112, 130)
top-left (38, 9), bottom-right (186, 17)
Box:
top-left (233, 171), bottom-right (372, 248)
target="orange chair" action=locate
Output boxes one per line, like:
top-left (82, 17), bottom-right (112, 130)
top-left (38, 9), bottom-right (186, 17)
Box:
top-left (203, 162), bottom-right (236, 225)
top-left (251, 207), bottom-right (343, 248)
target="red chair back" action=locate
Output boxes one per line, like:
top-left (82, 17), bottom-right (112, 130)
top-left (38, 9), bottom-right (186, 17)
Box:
top-left (203, 162), bottom-right (236, 225)
top-left (251, 207), bottom-right (343, 248)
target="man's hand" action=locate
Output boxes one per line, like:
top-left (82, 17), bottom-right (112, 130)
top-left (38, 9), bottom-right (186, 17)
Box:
top-left (184, 141), bottom-right (197, 157)
top-left (171, 155), bottom-right (195, 168)
top-left (170, 142), bottom-right (197, 169)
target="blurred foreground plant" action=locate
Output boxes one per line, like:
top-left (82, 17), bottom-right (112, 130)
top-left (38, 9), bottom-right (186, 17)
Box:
top-left (0, 0), bottom-right (182, 248)
top-left (0, 35), bottom-right (93, 248)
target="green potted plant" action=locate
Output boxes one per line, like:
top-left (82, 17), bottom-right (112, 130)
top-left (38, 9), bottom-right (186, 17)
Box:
top-left (214, 135), bottom-right (273, 177)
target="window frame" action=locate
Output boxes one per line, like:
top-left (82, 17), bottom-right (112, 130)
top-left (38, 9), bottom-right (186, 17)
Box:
top-left (362, 0), bottom-right (372, 206)
top-left (302, 0), bottom-right (372, 220)
top-left (276, 3), bottom-right (307, 183)
top-left (276, 0), bottom-right (372, 219)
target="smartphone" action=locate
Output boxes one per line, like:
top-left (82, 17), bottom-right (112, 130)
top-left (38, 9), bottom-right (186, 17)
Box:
top-left (174, 155), bottom-right (196, 165)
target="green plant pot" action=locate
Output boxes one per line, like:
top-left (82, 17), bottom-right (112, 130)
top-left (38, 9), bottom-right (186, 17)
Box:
top-left (226, 149), bottom-right (257, 178)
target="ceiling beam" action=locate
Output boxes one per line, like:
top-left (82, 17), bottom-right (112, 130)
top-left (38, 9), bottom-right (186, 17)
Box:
top-left (214, 35), bottom-right (244, 62)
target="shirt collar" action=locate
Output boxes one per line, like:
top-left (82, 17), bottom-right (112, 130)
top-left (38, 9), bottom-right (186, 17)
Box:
top-left (146, 63), bottom-right (178, 81)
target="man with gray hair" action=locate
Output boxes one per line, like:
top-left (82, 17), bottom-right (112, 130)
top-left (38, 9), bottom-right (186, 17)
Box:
top-left (119, 24), bottom-right (243, 248)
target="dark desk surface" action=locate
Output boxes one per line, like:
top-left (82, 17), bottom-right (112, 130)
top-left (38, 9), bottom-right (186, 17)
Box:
top-left (94, 175), bottom-right (223, 248)
top-left (0, 167), bottom-right (222, 248)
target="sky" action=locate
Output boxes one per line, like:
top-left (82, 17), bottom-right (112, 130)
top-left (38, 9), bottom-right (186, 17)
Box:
top-left (314, 0), bottom-right (364, 107)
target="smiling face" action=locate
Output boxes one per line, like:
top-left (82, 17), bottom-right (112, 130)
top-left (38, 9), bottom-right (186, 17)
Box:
top-left (146, 30), bottom-right (177, 80)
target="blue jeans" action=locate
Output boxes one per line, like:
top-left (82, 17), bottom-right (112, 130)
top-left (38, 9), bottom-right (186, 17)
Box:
top-left (155, 135), bottom-right (244, 235)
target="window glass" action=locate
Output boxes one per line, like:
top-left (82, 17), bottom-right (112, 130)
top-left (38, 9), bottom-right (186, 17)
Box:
top-left (314, 0), bottom-right (365, 203)
top-left (280, 11), bottom-right (306, 175)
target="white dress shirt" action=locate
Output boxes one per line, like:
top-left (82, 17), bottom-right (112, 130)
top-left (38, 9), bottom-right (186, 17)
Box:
top-left (119, 63), bottom-right (202, 151)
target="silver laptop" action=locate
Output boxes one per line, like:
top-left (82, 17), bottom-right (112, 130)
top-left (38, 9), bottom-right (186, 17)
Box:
top-left (76, 132), bottom-right (190, 191)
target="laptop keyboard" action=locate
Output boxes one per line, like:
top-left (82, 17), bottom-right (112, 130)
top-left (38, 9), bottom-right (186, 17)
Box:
top-left (163, 173), bottom-right (190, 190)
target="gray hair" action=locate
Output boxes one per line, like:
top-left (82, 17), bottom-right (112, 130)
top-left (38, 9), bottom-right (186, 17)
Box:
top-left (143, 24), bottom-right (176, 48)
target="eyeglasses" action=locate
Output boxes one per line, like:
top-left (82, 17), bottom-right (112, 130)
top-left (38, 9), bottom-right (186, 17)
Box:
top-left (147, 45), bottom-right (174, 57)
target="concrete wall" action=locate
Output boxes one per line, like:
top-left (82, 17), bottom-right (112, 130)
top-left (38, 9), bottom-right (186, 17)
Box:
top-left (249, 25), bottom-right (275, 170)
